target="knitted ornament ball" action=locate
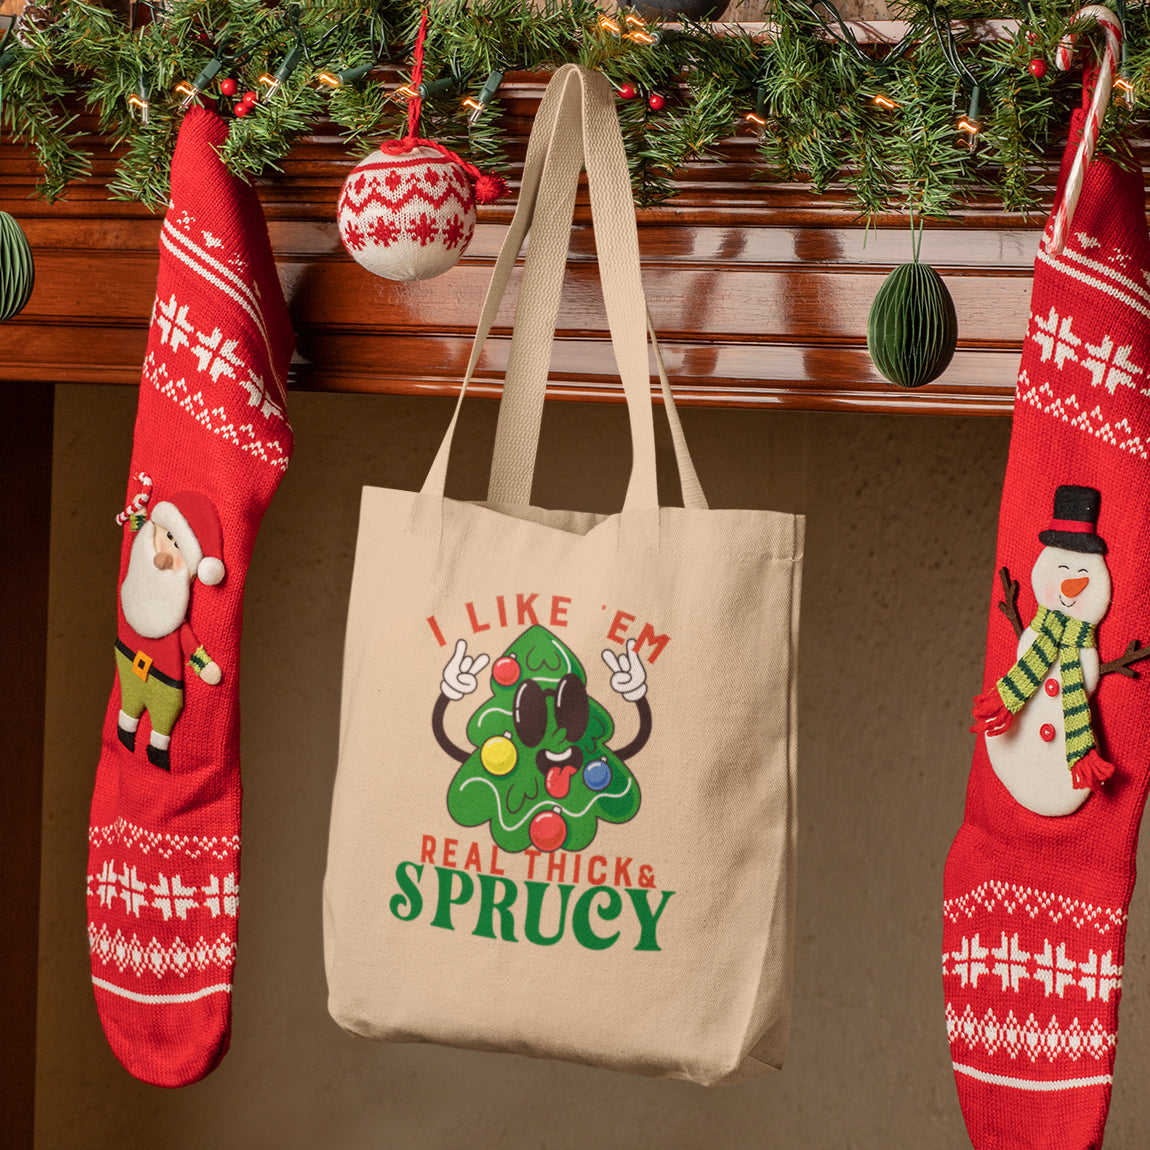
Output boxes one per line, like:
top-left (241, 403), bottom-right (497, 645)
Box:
top-left (337, 145), bottom-right (480, 282)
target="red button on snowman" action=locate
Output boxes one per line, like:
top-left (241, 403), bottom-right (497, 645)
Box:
top-left (972, 485), bottom-right (1147, 816)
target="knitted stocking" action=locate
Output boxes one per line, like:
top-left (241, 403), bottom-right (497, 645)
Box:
top-left (942, 102), bottom-right (1150, 1148)
top-left (86, 108), bottom-right (294, 1087)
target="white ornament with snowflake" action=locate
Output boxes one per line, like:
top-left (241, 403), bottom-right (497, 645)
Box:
top-left (337, 145), bottom-right (477, 282)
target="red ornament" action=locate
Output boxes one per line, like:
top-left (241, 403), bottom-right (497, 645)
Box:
top-left (219, 78), bottom-right (237, 97)
top-left (648, 92), bottom-right (665, 112)
top-left (242, 90), bottom-right (258, 107)
top-left (1028, 58), bottom-right (1047, 79)
top-left (617, 83), bottom-right (637, 101)
top-left (492, 656), bottom-right (520, 686)
top-left (530, 809), bottom-right (567, 853)
top-left (233, 102), bottom-right (250, 118)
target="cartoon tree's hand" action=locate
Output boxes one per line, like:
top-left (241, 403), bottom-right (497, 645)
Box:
top-left (441, 639), bottom-right (490, 701)
top-left (601, 638), bottom-right (647, 702)
top-left (200, 661), bottom-right (222, 686)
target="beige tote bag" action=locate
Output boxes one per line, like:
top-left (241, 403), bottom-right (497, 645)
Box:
top-left (325, 64), bottom-right (803, 1086)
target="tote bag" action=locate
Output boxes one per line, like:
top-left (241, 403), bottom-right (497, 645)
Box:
top-left (325, 63), bottom-right (803, 1087)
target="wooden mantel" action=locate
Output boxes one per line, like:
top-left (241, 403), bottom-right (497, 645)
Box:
top-left (0, 72), bottom-right (1078, 417)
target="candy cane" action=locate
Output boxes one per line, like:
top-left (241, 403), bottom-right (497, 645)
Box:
top-left (1048, 5), bottom-right (1123, 254)
top-left (116, 473), bottom-right (153, 526)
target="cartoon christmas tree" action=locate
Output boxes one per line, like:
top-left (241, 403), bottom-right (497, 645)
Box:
top-left (434, 625), bottom-right (647, 853)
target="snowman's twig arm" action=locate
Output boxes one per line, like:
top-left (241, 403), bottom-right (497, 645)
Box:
top-left (996, 566), bottom-right (1025, 639)
top-left (1100, 639), bottom-right (1150, 679)
top-left (432, 695), bottom-right (470, 763)
top-left (615, 698), bottom-right (652, 762)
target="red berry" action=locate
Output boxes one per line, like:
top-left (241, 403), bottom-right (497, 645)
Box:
top-left (529, 810), bottom-right (567, 853)
top-left (219, 77), bottom-right (237, 97)
top-left (233, 102), bottom-right (249, 118)
top-left (617, 83), bottom-right (636, 100)
top-left (242, 90), bottom-right (258, 106)
top-left (647, 92), bottom-right (665, 111)
top-left (492, 656), bottom-right (520, 687)
top-left (1028, 58), bottom-right (1047, 79)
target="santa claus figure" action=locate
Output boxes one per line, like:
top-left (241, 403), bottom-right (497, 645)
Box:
top-left (114, 487), bottom-right (225, 770)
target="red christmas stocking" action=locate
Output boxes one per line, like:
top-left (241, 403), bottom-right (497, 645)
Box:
top-left (942, 101), bottom-right (1150, 1148)
top-left (86, 108), bottom-right (294, 1087)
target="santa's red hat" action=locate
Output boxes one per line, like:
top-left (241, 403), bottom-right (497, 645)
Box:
top-left (150, 492), bottom-right (225, 586)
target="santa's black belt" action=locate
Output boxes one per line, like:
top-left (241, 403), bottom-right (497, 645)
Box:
top-left (116, 639), bottom-right (185, 689)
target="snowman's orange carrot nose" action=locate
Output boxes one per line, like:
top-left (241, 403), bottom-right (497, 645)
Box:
top-left (1061, 576), bottom-right (1090, 597)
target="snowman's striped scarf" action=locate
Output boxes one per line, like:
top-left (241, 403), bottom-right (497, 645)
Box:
top-left (997, 605), bottom-right (1098, 769)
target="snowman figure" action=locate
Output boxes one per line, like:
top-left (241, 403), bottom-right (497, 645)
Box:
top-left (973, 485), bottom-right (1116, 817)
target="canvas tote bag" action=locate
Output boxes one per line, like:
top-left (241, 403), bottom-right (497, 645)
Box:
top-left (325, 63), bottom-right (803, 1087)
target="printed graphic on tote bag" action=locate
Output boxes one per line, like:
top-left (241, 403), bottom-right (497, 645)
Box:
top-left (433, 624), bottom-right (648, 853)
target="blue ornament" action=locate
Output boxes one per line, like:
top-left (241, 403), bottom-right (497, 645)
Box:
top-left (583, 759), bottom-right (611, 791)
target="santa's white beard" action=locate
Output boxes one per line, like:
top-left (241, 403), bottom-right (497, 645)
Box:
top-left (120, 525), bottom-right (191, 639)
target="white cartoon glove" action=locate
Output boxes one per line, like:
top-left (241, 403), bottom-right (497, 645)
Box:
top-left (441, 639), bottom-right (490, 701)
top-left (601, 638), bottom-right (647, 702)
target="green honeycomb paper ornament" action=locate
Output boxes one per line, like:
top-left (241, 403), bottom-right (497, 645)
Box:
top-left (446, 625), bottom-right (642, 854)
top-left (0, 211), bottom-right (35, 322)
top-left (867, 222), bottom-right (957, 389)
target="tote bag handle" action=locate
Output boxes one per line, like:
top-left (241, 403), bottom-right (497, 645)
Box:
top-left (419, 64), bottom-right (706, 512)
top-left (484, 69), bottom-right (706, 511)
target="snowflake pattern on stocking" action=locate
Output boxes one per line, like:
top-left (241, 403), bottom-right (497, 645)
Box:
top-left (1080, 335), bottom-right (1145, 395)
top-left (145, 211), bottom-right (291, 465)
top-left (1029, 306), bottom-right (1081, 369)
top-left (1019, 224), bottom-right (1150, 462)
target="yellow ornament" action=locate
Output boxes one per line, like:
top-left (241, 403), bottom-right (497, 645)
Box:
top-left (481, 735), bottom-right (517, 776)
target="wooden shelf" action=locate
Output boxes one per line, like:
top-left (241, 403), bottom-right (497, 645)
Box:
top-left (0, 71), bottom-right (1099, 415)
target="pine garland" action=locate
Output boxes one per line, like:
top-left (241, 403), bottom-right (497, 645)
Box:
top-left (0, 0), bottom-right (1146, 216)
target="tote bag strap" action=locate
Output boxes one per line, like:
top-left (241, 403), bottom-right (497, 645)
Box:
top-left (419, 64), bottom-right (583, 501)
top-left (484, 75), bottom-right (707, 511)
top-left (420, 64), bottom-right (705, 511)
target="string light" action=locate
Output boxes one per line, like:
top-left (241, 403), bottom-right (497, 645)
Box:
top-left (598, 14), bottom-right (621, 34)
top-left (259, 40), bottom-right (306, 99)
top-left (957, 84), bottom-right (981, 145)
top-left (872, 93), bottom-right (898, 110)
top-left (744, 111), bottom-right (766, 126)
top-left (417, 77), bottom-right (460, 97)
top-left (464, 68), bottom-right (504, 124)
top-left (316, 62), bottom-right (375, 89)
top-left (127, 76), bottom-right (151, 124)
top-left (178, 50), bottom-right (226, 110)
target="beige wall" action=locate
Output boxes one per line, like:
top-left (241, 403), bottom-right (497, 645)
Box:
top-left (38, 386), bottom-right (1150, 1148)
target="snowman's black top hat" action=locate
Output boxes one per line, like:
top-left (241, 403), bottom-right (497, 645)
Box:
top-left (1038, 485), bottom-right (1107, 554)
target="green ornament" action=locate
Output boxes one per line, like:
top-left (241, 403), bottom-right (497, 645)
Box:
top-left (867, 260), bottom-right (957, 389)
top-left (0, 211), bottom-right (35, 323)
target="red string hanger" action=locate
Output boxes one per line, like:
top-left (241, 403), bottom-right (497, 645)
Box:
top-left (381, 9), bottom-right (509, 205)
